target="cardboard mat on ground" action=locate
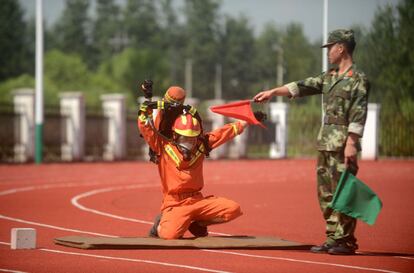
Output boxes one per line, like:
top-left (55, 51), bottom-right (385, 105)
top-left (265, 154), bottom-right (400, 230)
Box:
top-left (54, 235), bottom-right (311, 250)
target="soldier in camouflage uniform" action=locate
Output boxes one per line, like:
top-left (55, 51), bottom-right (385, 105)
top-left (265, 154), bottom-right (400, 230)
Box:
top-left (253, 29), bottom-right (369, 255)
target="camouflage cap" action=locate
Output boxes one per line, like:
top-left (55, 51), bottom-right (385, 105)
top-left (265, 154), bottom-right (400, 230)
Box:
top-left (321, 29), bottom-right (355, 48)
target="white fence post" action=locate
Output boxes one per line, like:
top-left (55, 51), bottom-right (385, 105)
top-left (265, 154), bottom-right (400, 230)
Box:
top-left (227, 121), bottom-right (248, 159)
top-left (361, 103), bottom-right (381, 160)
top-left (13, 89), bottom-right (35, 162)
top-left (101, 94), bottom-right (126, 161)
top-left (60, 92), bottom-right (85, 161)
top-left (269, 102), bottom-right (288, 158)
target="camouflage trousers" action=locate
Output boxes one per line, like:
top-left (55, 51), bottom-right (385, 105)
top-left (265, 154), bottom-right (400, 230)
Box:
top-left (317, 150), bottom-right (358, 249)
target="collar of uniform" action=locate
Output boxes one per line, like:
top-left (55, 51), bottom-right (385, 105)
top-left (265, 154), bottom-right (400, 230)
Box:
top-left (329, 64), bottom-right (354, 79)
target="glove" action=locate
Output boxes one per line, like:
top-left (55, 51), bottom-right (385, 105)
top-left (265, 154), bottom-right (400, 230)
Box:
top-left (140, 80), bottom-right (153, 100)
top-left (139, 101), bottom-right (153, 115)
top-left (254, 111), bottom-right (267, 122)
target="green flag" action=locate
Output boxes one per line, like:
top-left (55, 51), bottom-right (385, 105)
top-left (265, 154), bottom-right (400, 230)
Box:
top-left (330, 170), bottom-right (383, 225)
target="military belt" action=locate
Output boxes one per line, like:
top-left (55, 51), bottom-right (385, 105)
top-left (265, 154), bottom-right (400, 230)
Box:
top-left (323, 116), bottom-right (348, 126)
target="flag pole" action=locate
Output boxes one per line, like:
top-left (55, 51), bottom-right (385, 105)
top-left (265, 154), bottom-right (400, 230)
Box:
top-left (322, 0), bottom-right (328, 72)
top-left (321, 0), bottom-right (328, 123)
top-left (35, 0), bottom-right (44, 164)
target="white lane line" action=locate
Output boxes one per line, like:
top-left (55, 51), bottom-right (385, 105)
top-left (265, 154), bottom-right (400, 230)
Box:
top-left (0, 269), bottom-right (28, 273)
top-left (0, 183), bottom-right (236, 273)
top-left (71, 185), bottom-right (230, 236)
top-left (72, 186), bottom-right (405, 273)
top-left (0, 242), bottom-right (232, 273)
top-left (0, 181), bottom-right (123, 196)
top-left (203, 250), bottom-right (401, 273)
top-left (396, 256), bottom-right (414, 260)
top-left (0, 214), bottom-right (114, 237)
top-left (71, 184), bottom-right (155, 225)
top-left (1, 182), bottom-right (408, 272)
top-left (3, 209), bottom-right (400, 273)
top-left (0, 183), bottom-right (122, 237)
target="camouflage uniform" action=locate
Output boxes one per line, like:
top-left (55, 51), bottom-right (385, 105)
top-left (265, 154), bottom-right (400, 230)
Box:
top-left (285, 63), bottom-right (370, 249)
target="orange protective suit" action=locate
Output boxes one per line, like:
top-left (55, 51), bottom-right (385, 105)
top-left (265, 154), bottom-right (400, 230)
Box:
top-left (138, 112), bottom-right (244, 239)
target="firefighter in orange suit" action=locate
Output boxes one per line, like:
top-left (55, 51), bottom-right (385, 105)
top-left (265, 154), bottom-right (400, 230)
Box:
top-left (138, 100), bottom-right (247, 240)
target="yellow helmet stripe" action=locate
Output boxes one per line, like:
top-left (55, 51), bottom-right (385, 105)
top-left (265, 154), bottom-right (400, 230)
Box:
top-left (181, 115), bottom-right (187, 125)
top-left (173, 128), bottom-right (200, 137)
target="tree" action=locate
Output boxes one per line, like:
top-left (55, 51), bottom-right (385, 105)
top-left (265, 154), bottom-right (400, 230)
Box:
top-left (356, 0), bottom-right (414, 103)
top-left (282, 23), bottom-right (319, 83)
top-left (0, 0), bottom-right (28, 81)
top-left (394, 0), bottom-right (414, 100)
top-left (159, 0), bottom-right (186, 85)
top-left (91, 0), bottom-right (122, 69)
top-left (51, 0), bottom-right (91, 66)
top-left (356, 5), bottom-right (397, 102)
top-left (354, 0), bottom-right (414, 156)
top-left (98, 48), bottom-right (169, 99)
top-left (44, 50), bottom-right (90, 91)
top-left (123, 0), bottom-right (161, 49)
top-left (221, 15), bottom-right (256, 99)
top-left (184, 0), bottom-right (221, 99)
top-left (254, 23), bottom-right (283, 89)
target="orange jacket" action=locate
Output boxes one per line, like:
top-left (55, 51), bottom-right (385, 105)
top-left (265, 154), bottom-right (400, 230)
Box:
top-left (138, 112), bottom-right (244, 210)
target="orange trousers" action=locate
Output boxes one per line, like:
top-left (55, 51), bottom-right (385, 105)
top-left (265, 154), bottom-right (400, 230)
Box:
top-left (158, 194), bottom-right (242, 240)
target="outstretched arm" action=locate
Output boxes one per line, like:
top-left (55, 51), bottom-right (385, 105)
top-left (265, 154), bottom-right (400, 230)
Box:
top-left (207, 121), bottom-right (248, 149)
top-left (253, 86), bottom-right (291, 103)
top-left (137, 103), bottom-right (163, 154)
top-left (254, 73), bottom-right (325, 103)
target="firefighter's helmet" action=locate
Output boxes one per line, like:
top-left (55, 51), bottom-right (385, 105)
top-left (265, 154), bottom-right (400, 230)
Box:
top-left (172, 114), bottom-right (201, 137)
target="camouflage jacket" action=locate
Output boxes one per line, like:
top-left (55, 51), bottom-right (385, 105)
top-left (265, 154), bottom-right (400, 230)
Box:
top-left (285, 64), bottom-right (370, 152)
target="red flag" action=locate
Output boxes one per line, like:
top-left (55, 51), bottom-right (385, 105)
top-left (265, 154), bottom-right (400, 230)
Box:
top-left (209, 100), bottom-right (265, 128)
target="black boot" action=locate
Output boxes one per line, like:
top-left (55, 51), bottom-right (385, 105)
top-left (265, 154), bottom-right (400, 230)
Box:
top-left (148, 214), bottom-right (162, 238)
top-left (310, 243), bottom-right (336, 253)
top-left (188, 221), bottom-right (208, 237)
top-left (328, 243), bottom-right (356, 255)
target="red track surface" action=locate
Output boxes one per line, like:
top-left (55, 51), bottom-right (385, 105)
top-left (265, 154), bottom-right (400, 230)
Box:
top-left (0, 159), bottom-right (413, 273)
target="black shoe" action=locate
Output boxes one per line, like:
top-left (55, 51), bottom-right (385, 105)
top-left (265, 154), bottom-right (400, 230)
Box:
top-left (148, 214), bottom-right (162, 238)
top-left (310, 243), bottom-right (335, 253)
top-left (188, 221), bottom-right (208, 237)
top-left (328, 244), bottom-right (356, 255)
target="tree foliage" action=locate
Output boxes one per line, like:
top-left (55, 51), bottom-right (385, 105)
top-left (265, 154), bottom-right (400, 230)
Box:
top-left (184, 0), bottom-right (221, 99)
top-left (221, 15), bottom-right (256, 99)
top-left (356, 1), bottom-right (414, 104)
top-left (0, 0), bottom-right (28, 80)
top-left (2, 0), bottom-right (413, 108)
top-left (1, 0), bottom-right (413, 156)
top-left (45, 50), bottom-right (90, 90)
top-left (254, 23), bottom-right (283, 89)
top-left (98, 48), bottom-right (169, 100)
top-left (91, 0), bottom-right (122, 68)
top-left (51, 0), bottom-right (92, 66)
top-left (123, 0), bottom-right (161, 49)
top-left (282, 23), bottom-right (319, 83)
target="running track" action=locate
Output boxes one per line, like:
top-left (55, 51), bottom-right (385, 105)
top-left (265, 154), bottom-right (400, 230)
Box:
top-left (0, 159), bottom-right (413, 273)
